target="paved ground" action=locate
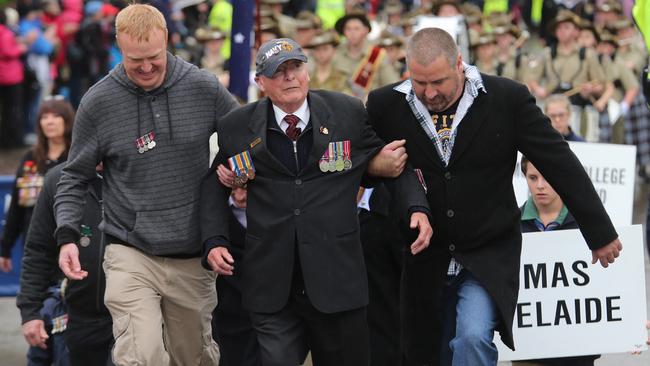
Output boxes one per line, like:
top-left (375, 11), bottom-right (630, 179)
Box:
top-left (0, 146), bottom-right (649, 365)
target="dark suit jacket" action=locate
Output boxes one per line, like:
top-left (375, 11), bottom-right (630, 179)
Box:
top-left (202, 90), bottom-right (429, 315)
top-left (367, 75), bottom-right (617, 362)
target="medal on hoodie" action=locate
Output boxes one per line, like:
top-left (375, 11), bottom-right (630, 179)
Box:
top-left (135, 136), bottom-right (146, 154)
top-left (146, 131), bottom-right (156, 149)
top-left (136, 131), bottom-right (156, 154)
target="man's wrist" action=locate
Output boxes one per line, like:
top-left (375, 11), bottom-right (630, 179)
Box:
top-left (56, 227), bottom-right (79, 247)
top-left (409, 206), bottom-right (430, 218)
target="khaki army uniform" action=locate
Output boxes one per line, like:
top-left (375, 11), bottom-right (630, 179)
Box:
top-left (530, 45), bottom-right (606, 141)
top-left (603, 55), bottom-right (640, 103)
top-left (533, 46), bottom-right (606, 96)
top-left (332, 42), bottom-right (400, 97)
top-left (275, 12), bottom-right (297, 39)
top-left (200, 54), bottom-right (226, 77)
top-left (495, 48), bottom-right (528, 82)
top-left (309, 67), bottom-right (352, 95)
top-left (475, 59), bottom-right (499, 76)
top-left (617, 43), bottom-right (648, 77)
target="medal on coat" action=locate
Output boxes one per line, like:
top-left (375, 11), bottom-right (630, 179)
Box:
top-left (319, 145), bottom-right (330, 172)
top-left (79, 224), bottom-right (92, 247)
top-left (327, 142), bottom-right (337, 172)
top-left (228, 150), bottom-right (256, 185)
top-left (335, 141), bottom-right (345, 172)
top-left (51, 314), bottom-right (68, 334)
top-left (343, 140), bottom-right (352, 170)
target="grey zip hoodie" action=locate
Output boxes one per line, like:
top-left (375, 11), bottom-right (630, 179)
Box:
top-left (55, 53), bottom-right (238, 256)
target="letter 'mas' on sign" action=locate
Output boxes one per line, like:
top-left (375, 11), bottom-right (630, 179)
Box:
top-left (496, 226), bottom-right (647, 361)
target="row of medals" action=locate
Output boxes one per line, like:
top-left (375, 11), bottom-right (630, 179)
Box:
top-left (235, 169), bottom-right (256, 186)
top-left (137, 133), bottom-right (156, 154)
top-left (319, 156), bottom-right (352, 172)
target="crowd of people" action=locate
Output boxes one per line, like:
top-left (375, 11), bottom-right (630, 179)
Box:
top-left (0, 0), bottom-right (649, 366)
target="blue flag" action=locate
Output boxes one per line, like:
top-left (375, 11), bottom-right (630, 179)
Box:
top-left (229, 0), bottom-right (254, 102)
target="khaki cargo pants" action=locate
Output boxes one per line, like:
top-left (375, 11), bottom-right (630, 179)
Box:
top-left (103, 244), bottom-right (220, 366)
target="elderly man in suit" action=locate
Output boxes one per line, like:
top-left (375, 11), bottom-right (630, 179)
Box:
top-left (366, 27), bottom-right (623, 366)
top-left (200, 38), bottom-right (433, 366)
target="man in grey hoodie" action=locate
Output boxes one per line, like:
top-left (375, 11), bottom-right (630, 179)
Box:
top-left (54, 4), bottom-right (238, 365)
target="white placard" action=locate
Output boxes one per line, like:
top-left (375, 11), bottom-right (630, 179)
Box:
top-left (513, 142), bottom-right (637, 226)
top-left (496, 225), bottom-right (648, 361)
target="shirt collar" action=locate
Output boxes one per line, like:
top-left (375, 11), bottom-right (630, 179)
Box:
top-left (394, 62), bottom-right (487, 97)
top-left (521, 197), bottom-right (569, 225)
top-left (272, 98), bottom-right (310, 132)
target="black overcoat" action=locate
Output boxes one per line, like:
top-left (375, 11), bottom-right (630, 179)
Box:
top-left (366, 74), bottom-right (618, 363)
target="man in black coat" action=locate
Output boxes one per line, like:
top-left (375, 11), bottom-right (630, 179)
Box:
top-left (366, 27), bottom-right (623, 365)
top-left (201, 38), bottom-right (432, 366)
top-left (17, 164), bottom-right (113, 366)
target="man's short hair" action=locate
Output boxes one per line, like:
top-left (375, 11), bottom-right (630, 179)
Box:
top-left (544, 94), bottom-right (572, 116)
top-left (406, 27), bottom-right (458, 68)
top-left (115, 4), bottom-right (167, 42)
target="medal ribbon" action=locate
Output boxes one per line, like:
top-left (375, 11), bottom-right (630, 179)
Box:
top-left (234, 154), bottom-right (246, 176)
top-left (328, 142), bottom-right (335, 162)
top-left (343, 140), bottom-right (351, 160)
top-left (228, 156), bottom-right (240, 176)
top-left (242, 150), bottom-right (255, 173)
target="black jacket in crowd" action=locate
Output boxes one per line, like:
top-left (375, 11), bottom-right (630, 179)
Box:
top-left (16, 164), bottom-right (109, 324)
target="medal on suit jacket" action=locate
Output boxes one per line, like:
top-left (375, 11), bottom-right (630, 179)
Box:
top-left (229, 150), bottom-right (256, 184)
top-left (343, 140), bottom-right (352, 170)
top-left (319, 145), bottom-right (330, 172)
top-left (335, 141), bottom-right (345, 172)
top-left (327, 142), bottom-right (337, 172)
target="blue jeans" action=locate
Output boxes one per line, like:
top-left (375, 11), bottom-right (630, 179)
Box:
top-left (440, 270), bottom-right (499, 366)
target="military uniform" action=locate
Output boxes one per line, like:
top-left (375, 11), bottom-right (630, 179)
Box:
top-left (616, 43), bottom-right (648, 77)
top-left (492, 24), bottom-right (528, 82)
top-left (332, 42), bottom-right (400, 95)
top-left (533, 46), bottom-right (605, 98)
top-left (309, 67), bottom-right (352, 94)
